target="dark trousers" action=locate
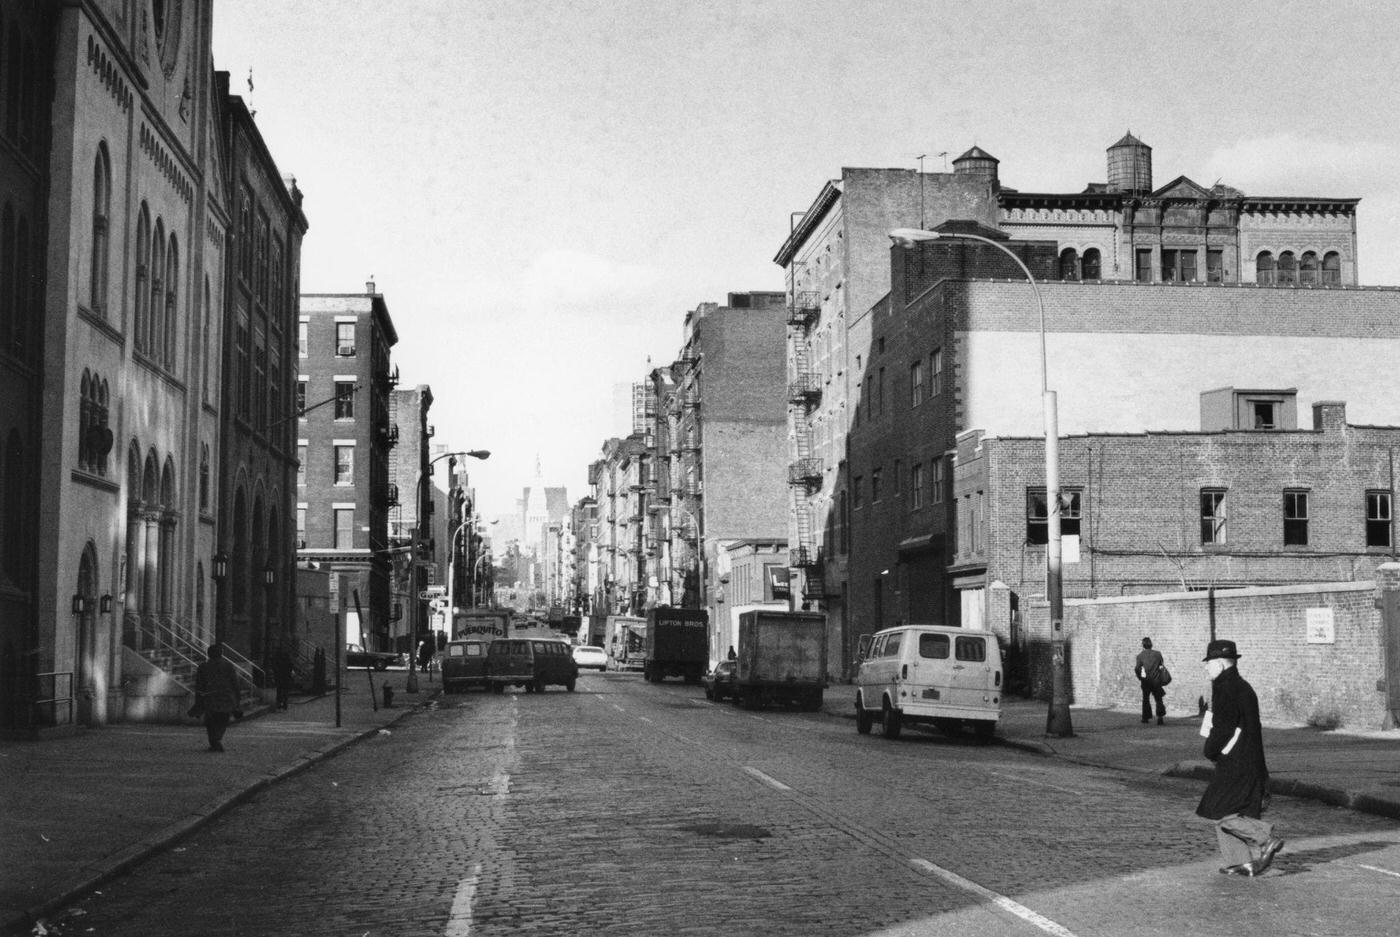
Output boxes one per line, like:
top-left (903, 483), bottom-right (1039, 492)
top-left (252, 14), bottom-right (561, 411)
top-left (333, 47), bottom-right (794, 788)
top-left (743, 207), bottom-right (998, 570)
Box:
top-left (1140, 680), bottom-right (1166, 720)
top-left (204, 712), bottom-right (231, 748)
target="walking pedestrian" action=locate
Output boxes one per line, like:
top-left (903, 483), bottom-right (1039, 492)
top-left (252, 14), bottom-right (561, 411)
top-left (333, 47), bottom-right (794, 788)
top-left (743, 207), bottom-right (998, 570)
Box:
top-left (194, 643), bottom-right (241, 753)
top-left (1135, 637), bottom-right (1167, 725)
top-left (417, 638), bottom-right (434, 674)
top-left (1196, 639), bottom-right (1285, 876)
top-left (273, 646), bottom-right (295, 710)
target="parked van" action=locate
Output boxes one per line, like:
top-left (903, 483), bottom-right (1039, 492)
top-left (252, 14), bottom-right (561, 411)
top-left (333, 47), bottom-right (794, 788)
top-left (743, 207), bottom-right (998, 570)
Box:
top-left (487, 638), bottom-right (578, 694)
top-left (441, 638), bottom-right (492, 693)
top-left (853, 625), bottom-right (1002, 740)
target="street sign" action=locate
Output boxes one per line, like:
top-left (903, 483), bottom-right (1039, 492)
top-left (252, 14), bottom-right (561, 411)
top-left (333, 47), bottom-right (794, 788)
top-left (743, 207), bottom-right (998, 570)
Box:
top-left (424, 585), bottom-right (447, 596)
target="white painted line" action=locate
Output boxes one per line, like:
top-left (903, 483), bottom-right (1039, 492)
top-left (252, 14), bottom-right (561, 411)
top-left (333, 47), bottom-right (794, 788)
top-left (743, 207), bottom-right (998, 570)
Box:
top-left (742, 766), bottom-right (792, 791)
top-left (612, 704), bottom-right (626, 712)
top-left (909, 858), bottom-right (1079, 937)
top-left (1359, 863), bottom-right (1400, 879)
top-left (639, 716), bottom-right (653, 724)
top-left (444, 861), bottom-right (481, 936)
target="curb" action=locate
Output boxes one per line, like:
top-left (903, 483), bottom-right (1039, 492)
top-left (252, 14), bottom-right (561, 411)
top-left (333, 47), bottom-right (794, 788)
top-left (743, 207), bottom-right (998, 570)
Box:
top-left (7, 695), bottom-right (436, 936)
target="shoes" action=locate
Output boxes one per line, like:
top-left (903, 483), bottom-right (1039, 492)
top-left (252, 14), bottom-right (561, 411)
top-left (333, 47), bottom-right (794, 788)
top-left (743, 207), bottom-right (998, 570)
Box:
top-left (1219, 862), bottom-right (1258, 876)
top-left (1141, 718), bottom-right (1150, 724)
top-left (209, 742), bottom-right (225, 752)
top-left (1157, 717), bottom-right (1165, 725)
top-left (1255, 838), bottom-right (1285, 872)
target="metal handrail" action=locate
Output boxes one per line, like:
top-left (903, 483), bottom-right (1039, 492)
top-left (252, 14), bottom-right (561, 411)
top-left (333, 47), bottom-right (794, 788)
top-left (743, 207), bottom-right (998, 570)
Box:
top-left (33, 670), bottom-right (74, 727)
top-left (126, 611), bottom-right (264, 696)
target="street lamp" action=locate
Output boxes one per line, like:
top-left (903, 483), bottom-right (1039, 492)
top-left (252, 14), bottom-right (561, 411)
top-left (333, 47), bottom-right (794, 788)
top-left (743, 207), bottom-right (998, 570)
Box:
top-left (889, 227), bottom-right (1072, 738)
top-left (408, 448), bottom-right (489, 692)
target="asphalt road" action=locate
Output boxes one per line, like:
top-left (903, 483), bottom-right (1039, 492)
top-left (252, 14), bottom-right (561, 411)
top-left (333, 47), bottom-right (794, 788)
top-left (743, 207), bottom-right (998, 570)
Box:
top-left (39, 673), bottom-right (1400, 936)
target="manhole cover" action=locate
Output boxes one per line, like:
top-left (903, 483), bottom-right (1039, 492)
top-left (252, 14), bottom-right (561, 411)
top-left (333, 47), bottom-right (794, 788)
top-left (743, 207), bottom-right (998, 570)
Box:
top-left (678, 822), bottom-right (772, 839)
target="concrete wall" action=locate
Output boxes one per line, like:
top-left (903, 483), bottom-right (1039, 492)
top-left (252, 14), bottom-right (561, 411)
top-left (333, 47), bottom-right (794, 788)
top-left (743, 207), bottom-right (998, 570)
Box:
top-left (1023, 579), bottom-right (1388, 729)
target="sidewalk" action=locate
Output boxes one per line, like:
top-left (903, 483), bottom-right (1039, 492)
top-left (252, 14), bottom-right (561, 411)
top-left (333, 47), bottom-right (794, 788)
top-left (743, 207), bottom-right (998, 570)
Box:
top-left (7, 684), bottom-right (1400, 936)
top-left (1, 668), bottom-right (438, 935)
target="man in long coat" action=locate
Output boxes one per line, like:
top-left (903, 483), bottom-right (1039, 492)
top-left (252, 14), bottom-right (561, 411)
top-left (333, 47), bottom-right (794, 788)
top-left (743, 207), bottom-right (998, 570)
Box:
top-left (1196, 639), bottom-right (1285, 876)
top-left (194, 643), bottom-right (242, 752)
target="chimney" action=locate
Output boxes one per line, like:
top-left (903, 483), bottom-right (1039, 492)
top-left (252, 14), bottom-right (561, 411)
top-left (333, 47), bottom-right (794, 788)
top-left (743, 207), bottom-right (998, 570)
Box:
top-left (1311, 401), bottom-right (1347, 432)
top-left (366, 278), bottom-right (376, 295)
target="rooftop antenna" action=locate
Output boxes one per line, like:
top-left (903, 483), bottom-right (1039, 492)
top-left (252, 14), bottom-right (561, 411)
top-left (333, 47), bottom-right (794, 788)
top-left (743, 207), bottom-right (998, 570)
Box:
top-left (247, 67), bottom-right (256, 119)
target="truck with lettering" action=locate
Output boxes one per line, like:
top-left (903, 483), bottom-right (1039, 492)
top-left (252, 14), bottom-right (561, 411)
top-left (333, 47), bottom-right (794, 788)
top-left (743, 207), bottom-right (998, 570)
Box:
top-left (733, 610), bottom-right (827, 711)
top-left (451, 608), bottom-right (511, 641)
top-left (643, 606), bottom-right (709, 684)
top-left (606, 615), bottom-right (647, 671)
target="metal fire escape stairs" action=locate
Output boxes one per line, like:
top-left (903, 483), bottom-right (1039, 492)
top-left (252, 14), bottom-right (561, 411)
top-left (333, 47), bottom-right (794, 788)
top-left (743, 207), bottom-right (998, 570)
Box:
top-left (787, 316), bottom-right (825, 600)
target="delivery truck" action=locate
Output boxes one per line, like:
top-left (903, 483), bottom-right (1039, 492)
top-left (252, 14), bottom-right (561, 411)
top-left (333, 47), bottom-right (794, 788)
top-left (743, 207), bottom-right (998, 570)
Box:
top-left (643, 607), bottom-right (708, 684)
top-left (606, 615), bottom-right (647, 671)
top-left (452, 607), bottom-right (510, 641)
top-left (733, 610), bottom-right (827, 711)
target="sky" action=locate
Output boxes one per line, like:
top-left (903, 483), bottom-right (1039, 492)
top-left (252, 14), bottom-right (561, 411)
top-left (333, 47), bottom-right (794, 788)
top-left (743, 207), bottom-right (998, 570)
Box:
top-left (212, 0), bottom-right (1400, 518)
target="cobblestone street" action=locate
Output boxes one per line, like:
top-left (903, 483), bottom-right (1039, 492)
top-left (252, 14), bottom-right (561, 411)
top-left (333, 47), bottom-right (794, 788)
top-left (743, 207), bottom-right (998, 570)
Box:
top-left (37, 675), bottom-right (1400, 936)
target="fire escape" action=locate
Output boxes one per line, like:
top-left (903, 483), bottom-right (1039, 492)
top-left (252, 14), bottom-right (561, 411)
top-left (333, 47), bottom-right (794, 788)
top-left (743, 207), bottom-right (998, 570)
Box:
top-left (786, 292), bottom-right (824, 601)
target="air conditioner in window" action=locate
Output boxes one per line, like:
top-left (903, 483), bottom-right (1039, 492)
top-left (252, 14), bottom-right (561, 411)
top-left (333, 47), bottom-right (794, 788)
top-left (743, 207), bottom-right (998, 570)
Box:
top-left (337, 345), bottom-right (356, 356)
top-left (296, 539), bottom-right (307, 549)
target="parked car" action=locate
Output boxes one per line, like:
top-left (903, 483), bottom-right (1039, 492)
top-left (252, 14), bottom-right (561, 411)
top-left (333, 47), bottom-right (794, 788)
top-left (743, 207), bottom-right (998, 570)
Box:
top-left (488, 638), bottom-right (578, 693)
top-left (853, 624), bottom-right (1002, 741)
top-left (441, 638), bottom-right (493, 692)
top-left (571, 645), bottom-right (608, 671)
top-left (344, 644), bottom-right (403, 671)
top-left (703, 660), bottom-right (737, 702)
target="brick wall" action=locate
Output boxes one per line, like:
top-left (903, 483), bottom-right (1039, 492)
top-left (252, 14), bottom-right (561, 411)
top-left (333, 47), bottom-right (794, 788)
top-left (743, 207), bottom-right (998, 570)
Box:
top-left (1016, 580), bottom-right (1388, 729)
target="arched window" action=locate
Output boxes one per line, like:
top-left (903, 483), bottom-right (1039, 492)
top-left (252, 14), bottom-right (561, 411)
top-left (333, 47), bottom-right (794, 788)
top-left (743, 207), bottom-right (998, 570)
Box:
top-left (1322, 251), bottom-right (1341, 286)
top-left (163, 235), bottom-right (178, 369)
top-left (76, 370), bottom-right (109, 474)
top-left (1059, 248), bottom-right (1079, 281)
top-left (1299, 251), bottom-right (1318, 286)
top-left (90, 144), bottom-right (111, 316)
top-left (1081, 248), bottom-right (1101, 280)
top-left (148, 220), bottom-right (165, 360)
top-left (201, 277), bottom-right (211, 402)
top-left (133, 205), bottom-right (150, 352)
top-left (1277, 251), bottom-right (1297, 285)
top-left (1256, 251), bottom-right (1275, 285)
top-left (199, 443), bottom-right (210, 512)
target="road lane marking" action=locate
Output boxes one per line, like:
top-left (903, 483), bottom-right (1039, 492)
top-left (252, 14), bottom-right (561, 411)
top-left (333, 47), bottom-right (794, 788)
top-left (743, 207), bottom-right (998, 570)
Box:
top-left (639, 716), bottom-right (654, 724)
top-left (988, 770), bottom-right (1087, 796)
top-left (1359, 863), bottom-right (1400, 879)
top-left (743, 766), bottom-right (792, 791)
top-left (445, 861), bottom-right (482, 936)
top-left (909, 858), bottom-right (1079, 937)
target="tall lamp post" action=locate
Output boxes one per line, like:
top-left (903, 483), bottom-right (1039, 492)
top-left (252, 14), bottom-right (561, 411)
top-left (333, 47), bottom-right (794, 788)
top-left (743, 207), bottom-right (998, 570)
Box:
top-left (889, 227), bottom-right (1072, 738)
top-left (408, 448), bottom-right (489, 692)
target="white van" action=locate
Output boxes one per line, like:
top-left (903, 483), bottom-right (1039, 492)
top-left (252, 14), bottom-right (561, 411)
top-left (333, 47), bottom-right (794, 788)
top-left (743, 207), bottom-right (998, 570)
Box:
top-left (853, 624), bottom-right (1002, 740)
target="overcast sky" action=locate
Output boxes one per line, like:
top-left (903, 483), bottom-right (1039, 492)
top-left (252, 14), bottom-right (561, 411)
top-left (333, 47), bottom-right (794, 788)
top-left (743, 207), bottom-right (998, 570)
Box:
top-left (212, 0), bottom-right (1400, 518)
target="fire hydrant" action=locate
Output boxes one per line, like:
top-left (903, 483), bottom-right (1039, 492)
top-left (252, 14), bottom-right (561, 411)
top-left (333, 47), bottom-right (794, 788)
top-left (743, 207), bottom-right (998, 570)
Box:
top-left (382, 683), bottom-right (395, 708)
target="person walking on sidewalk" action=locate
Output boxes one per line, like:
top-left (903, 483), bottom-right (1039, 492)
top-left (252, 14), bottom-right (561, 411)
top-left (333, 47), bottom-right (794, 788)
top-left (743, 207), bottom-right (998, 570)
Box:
top-left (1135, 637), bottom-right (1167, 725)
top-left (1196, 639), bottom-right (1284, 876)
top-left (194, 643), bottom-right (241, 753)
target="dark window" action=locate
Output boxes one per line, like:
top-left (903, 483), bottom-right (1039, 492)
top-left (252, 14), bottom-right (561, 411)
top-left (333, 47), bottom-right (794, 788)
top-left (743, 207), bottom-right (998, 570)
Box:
top-left (910, 360), bottom-right (923, 406)
top-left (296, 380), bottom-right (307, 415)
top-left (1082, 248), bottom-right (1101, 280)
top-left (911, 462), bottom-right (924, 510)
top-left (871, 468), bottom-right (881, 503)
top-left (1322, 252), bottom-right (1341, 285)
top-left (1277, 251), bottom-right (1297, 285)
top-left (1367, 491), bottom-right (1392, 548)
top-left (334, 381), bottom-right (355, 419)
top-left (1256, 251), bottom-right (1275, 285)
top-left (1135, 249), bottom-right (1153, 282)
top-left (1207, 249), bottom-right (1223, 282)
top-left (1161, 249), bottom-right (1197, 282)
top-left (1249, 400), bottom-right (1279, 429)
top-left (954, 636), bottom-right (986, 662)
top-left (919, 633), bottom-right (949, 659)
top-left (1299, 251), bottom-right (1318, 286)
top-left (931, 349), bottom-right (943, 396)
top-left (1284, 490), bottom-right (1309, 546)
top-left (1201, 489), bottom-right (1226, 544)
top-left (1059, 248), bottom-right (1078, 281)
top-left (1026, 488), bottom-right (1082, 544)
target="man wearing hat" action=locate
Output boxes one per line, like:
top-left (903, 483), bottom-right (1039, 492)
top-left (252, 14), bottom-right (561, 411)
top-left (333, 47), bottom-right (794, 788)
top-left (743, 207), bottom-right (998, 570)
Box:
top-left (1196, 639), bottom-right (1284, 876)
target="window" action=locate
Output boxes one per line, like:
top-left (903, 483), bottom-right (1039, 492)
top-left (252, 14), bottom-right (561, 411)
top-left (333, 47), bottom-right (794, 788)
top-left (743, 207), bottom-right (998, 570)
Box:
top-left (296, 380), bottom-right (307, 416)
top-left (334, 507), bottom-right (355, 549)
top-left (1207, 249), bottom-right (1223, 282)
top-left (871, 467), bottom-right (882, 502)
top-left (954, 635), bottom-right (987, 662)
top-left (334, 381), bottom-right (355, 419)
top-left (919, 632), bottom-right (949, 659)
top-left (878, 367), bottom-right (885, 415)
top-left (1135, 248), bottom-right (1153, 283)
top-left (89, 144), bottom-right (111, 316)
top-left (1026, 488), bottom-right (1082, 545)
top-left (932, 458), bottom-right (945, 504)
top-left (910, 360), bottom-right (924, 406)
top-left (1161, 249), bottom-right (1197, 283)
top-left (336, 322), bottom-right (355, 355)
top-left (1277, 251), bottom-right (1297, 286)
top-left (1300, 251), bottom-right (1318, 286)
top-left (334, 445), bottom-right (354, 485)
top-left (297, 321), bottom-right (308, 357)
top-left (133, 205), bottom-right (150, 351)
top-left (1256, 251), bottom-right (1275, 285)
top-left (199, 444), bottom-right (210, 511)
top-left (1059, 248), bottom-right (1078, 281)
top-left (1249, 399), bottom-right (1279, 429)
top-left (77, 370), bottom-right (110, 474)
top-left (911, 462), bottom-right (925, 509)
top-left (297, 445), bottom-right (307, 487)
top-left (1284, 489), bottom-right (1309, 546)
top-left (1322, 252), bottom-right (1341, 286)
top-left (297, 506), bottom-right (307, 545)
top-left (1201, 489), bottom-right (1227, 544)
top-left (931, 348), bottom-right (943, 396)
top-left (1367, 491), bottom-right (1393, 548)
top-left (1082, 248), bottom-right (1101, 280)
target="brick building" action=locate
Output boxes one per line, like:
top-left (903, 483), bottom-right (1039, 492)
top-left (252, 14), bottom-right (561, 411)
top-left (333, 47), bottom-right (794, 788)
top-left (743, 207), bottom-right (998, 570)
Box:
top-left (296, 286), bottom-right (398, 651)
top-left (845, 228), bottom-right (1400, 689)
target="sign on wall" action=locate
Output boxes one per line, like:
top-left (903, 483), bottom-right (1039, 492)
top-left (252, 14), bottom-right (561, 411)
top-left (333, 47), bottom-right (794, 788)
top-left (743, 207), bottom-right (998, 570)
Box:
top-left (1305, 607), bottom-right (1336, 644)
